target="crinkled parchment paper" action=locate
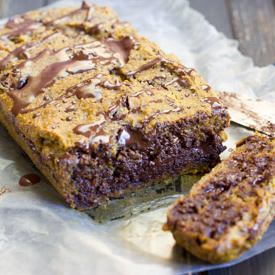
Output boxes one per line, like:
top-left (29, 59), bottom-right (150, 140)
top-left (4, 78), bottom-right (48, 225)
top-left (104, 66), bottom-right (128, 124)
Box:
top-left (0, 0), bottom-right (274, 274)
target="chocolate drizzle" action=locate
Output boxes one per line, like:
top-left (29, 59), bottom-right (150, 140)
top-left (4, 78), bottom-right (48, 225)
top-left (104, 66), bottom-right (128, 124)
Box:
top-left (9, 50), bottom-right (76, 115)
top-left (165, 77), bottom-right (189, 88)
top-left (105, 36), bottom-right (135, 64)
top-left (143, 107), bottom-right (183, 126)
top-left (2, 19), bottom-right (40, 39)
top-left (68, 76), bottom-right (103, 100)
top-left (126, 56), bottom-right (191, 91)
top-left (64, 73), bottom-right (123, 100)
top-left (81, 1), bottom-right (91, 11)
top-left (86, 24), bottom-right (101, 35)
top-left (101, 80), bottom-right (123, 90)
top-left (49, 1), bottom-right (91, 25)
top-left (126, 57), bottom-right (162, 76)
top-left (7, 39), bottom-right (121, 115)
top-left (0, 32), bottom-right (60, 69)
top-left (124, 53), bottom-right (195, 96)
top-left (19, 173), bottom-right (41, 186)
top-left (5, 17), bottom-right (25, 29)
top-left (73, 114), bottom-right (105, 138)
top-left (50, 1), bottom-right (104, 36)
top-left (0, 44), bottom-right (30, 70)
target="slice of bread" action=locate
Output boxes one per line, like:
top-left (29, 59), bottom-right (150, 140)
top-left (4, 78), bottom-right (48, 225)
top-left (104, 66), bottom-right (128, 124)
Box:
top-left (164, 134), bottom-right (275, 263)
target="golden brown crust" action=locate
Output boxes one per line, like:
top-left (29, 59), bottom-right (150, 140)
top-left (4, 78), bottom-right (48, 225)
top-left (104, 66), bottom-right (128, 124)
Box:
top-left (165, 134), bottom-right (275, 263)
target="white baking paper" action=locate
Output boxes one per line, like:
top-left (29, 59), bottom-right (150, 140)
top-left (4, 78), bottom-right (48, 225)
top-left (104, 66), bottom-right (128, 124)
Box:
top-left (0, 1), bottom-right (274, 274)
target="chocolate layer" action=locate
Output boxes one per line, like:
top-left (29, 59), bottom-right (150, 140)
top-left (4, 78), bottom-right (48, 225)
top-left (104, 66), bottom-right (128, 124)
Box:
top-left (59, 114), bottom-right (226, 209)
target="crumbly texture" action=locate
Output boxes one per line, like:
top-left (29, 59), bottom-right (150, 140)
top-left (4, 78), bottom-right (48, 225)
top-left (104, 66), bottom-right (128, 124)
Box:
top-left (164, 134), bottom-right (275, 263)
top-left (0, 2), bottom-right (229, 209)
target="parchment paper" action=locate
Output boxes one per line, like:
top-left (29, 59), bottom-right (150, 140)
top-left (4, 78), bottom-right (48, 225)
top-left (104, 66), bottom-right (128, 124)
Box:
top-left (0, 1), bottom-right (274, 274)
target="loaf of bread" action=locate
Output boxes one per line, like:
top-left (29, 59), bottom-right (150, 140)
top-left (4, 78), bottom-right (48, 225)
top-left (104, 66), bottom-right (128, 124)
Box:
top-left (0, 2), bottom-right (229, 212)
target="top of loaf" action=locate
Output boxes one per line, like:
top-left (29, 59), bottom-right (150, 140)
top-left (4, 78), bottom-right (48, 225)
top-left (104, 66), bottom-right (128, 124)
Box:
top-left (0, 1), bottom-right (229, 156)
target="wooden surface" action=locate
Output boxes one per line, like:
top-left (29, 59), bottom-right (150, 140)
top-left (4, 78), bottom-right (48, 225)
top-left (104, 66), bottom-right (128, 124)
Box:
top-left (190, 0), bottom-right (275, 66)
top-left (228, 0), bottom-right (275, 66)
top-left (0, 0), bottom-right (274, 274)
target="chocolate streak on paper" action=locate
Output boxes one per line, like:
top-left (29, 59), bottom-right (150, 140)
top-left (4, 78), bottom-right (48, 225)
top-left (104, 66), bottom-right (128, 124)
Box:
top-left (19, 173), bottom-right (41, 186)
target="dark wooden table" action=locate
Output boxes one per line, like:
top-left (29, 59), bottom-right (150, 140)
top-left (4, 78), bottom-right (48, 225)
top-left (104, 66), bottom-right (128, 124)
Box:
top-left (0, 0), bottom-right (274, 274)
